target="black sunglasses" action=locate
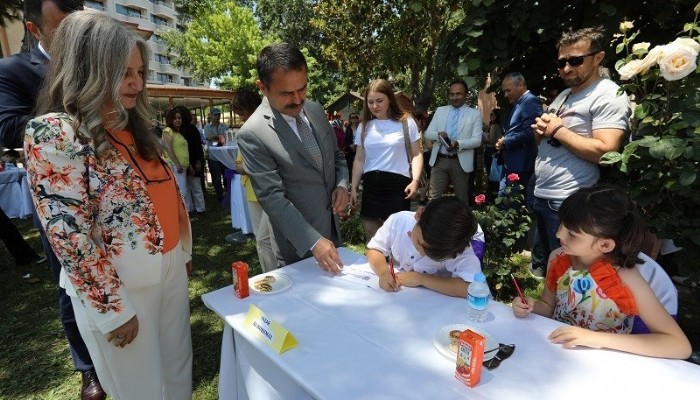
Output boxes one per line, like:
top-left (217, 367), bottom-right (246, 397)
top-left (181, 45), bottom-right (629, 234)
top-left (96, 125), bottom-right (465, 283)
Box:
top-left (556, 51), bottom-right (599, 69)
top-left (483, 343), bottom-right (515, 370)
top-left (109, 133), bottom-right (173, 185)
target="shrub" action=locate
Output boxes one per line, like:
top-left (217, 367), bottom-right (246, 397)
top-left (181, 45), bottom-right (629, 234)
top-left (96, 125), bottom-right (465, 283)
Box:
top-left (472, 174), bottom-right (533, 301)
top-left (603, 12), bottom-right (700, 297)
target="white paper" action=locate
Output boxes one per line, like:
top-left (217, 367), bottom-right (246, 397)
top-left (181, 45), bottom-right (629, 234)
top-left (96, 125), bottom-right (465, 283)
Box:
top-left (326, 258), bottom-right (382, 290)
top-left (439, 135), bottom-right (452, 149)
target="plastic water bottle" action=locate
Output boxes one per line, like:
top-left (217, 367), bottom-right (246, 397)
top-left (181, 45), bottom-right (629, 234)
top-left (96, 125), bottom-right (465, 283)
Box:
top-left (467, 273), bottom-right (490, 322)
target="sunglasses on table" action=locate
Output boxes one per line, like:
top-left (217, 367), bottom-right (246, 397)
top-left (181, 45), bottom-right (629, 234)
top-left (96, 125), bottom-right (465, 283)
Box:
top-left (556, 51), bottom-right (600, 69)
top-left (483, 343), bottom-right (516, 370)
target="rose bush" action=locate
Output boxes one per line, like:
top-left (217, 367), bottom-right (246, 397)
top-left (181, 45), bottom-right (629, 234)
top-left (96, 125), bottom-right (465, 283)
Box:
top-left (604, 9), bottom-right (700, 293)
top-left (472, 176), bottom-right (532, 301)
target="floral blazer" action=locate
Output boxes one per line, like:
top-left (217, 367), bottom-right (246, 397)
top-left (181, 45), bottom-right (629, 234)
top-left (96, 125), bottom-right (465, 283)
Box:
top-left (25, 113), bottom-right (192, 334)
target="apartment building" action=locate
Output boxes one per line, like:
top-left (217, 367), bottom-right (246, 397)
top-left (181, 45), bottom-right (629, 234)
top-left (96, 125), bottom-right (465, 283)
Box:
top-left (84, 0), bottom-right (198, 87)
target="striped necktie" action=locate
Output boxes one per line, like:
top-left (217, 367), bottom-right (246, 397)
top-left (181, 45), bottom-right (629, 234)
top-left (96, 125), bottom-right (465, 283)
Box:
top-left (295, 115), bottom-right (323, 169)
top-left (448, 107), bottom-right (460, 138)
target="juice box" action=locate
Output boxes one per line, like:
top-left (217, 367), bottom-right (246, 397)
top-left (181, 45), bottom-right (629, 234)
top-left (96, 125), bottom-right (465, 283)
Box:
top-left (232, 261), bottom-right (249, 299)
top-left (455, 329), bottom-right (485, 388)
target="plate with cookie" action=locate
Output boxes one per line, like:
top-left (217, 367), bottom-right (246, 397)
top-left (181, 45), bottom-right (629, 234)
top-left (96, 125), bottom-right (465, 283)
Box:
top-left (249, 273), bottom-right (293, 295)
top-left (433, 324), bottom-right (498, 361)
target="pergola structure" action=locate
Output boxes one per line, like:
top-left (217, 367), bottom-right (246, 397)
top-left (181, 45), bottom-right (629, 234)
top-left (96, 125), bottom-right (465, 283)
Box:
top-left (147, 84), bottom-right (241, 126)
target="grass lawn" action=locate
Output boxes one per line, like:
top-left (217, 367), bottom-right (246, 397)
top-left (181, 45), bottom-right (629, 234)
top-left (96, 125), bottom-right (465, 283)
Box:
top-left (1, 189), bottom-right (698, 398)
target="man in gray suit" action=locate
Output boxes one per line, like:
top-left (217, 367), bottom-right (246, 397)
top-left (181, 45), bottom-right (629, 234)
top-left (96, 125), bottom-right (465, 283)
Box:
top-left (237, 43), bottom-right (350, 272)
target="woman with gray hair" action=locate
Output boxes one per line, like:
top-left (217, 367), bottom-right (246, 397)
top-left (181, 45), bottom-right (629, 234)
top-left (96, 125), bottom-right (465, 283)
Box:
top-left (25, 10), bottom-right (192, 399)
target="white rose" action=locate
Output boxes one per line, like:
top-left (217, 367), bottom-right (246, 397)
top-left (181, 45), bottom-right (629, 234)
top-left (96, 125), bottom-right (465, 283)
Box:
top-left (617, 59), bottom-right (645, 80)
top-left (619, 21), bottom-right (634, 32)
top-left (617, 46), bottom-right (666, 79)
top-left (632, 42), bottom-right (650, 52)
top-left (658, 45), bottom-right (698, 81)
top-left (670, 37), bottom-right (700, 55)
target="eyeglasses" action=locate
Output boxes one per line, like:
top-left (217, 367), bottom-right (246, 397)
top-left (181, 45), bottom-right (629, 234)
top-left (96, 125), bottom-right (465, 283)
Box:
top-left (350, 116), bottom-right (359, 120)
top-left (483, 343), bottom-right (515, 370)
top-left (556, 51), bottom-right (599, 69)
top-left (108, 132), bottom-right (172, 185)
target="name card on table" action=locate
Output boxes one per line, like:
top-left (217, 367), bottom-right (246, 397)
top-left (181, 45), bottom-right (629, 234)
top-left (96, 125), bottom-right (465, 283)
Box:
top-left (243, 304), bottom-right (298, 354)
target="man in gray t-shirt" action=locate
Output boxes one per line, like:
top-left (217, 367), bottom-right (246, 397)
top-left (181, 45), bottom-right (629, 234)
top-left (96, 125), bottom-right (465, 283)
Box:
top-left (531, 27), bottom-right (631, 270)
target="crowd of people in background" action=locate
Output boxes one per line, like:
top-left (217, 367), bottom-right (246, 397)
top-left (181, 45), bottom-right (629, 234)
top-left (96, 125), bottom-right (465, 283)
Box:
top-left (0, 3), bottom-right (694, 399)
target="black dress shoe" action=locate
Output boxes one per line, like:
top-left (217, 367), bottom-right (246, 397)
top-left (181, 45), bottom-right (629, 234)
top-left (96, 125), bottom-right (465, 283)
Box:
top-left (81, 371), bottom-right (106, 400)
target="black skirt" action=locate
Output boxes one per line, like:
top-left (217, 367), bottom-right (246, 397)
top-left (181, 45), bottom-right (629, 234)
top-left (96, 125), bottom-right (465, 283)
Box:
top-left (360, 170), bottom-right (411, 220)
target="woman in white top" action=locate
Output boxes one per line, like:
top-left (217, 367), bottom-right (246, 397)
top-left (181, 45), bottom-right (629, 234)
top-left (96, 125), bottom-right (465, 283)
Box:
top-left (350, 79), bottom-right (424, 243)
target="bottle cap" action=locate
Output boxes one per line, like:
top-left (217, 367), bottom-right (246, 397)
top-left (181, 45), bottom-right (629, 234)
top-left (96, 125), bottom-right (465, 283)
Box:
top-left (474, 273), bottom-right (486, 283)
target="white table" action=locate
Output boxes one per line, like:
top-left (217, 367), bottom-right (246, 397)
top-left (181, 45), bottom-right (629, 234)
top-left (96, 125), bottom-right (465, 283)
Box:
top-left (202, 248), bottom-right (700, 400)
top-left (0, 168), bottom-right (34, 219)
top-left (208, 146), bottom-right (252, 234)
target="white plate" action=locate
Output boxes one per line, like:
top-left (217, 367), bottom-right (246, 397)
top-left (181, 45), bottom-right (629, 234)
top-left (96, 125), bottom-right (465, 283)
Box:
top-left (433, 324), bottom-right (499, 361)
top-left (249, 273), bottom-right (293, 295)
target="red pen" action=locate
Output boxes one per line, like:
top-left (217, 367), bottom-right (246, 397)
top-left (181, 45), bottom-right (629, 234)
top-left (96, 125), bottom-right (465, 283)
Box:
top-left (511, 273), bottom-right (528, 305)
top-left (389, 257), bottom-right (397, 282)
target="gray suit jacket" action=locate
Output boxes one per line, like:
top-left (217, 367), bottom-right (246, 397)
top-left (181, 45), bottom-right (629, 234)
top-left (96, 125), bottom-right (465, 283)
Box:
top-left (237, 98), bottom-right (349, 265)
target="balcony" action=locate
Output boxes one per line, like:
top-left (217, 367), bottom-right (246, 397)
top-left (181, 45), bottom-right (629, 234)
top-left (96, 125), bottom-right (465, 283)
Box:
top-left (153, 2), bottom-right (176, 18)
top-left (123, 0), bottom-right (150, 11)
top-left (160, 63), bottom-right (181, 76)
top-left (115, 12), bottom-right (156, 31)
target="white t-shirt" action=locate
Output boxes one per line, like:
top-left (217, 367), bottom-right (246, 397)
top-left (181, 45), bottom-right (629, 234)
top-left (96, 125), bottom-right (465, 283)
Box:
top-left (367, 211), bottom-right (483, 283)
top-left (535, 78), bottom-right (631, 200)
top-left (354, 118), bottom-right (419, 178)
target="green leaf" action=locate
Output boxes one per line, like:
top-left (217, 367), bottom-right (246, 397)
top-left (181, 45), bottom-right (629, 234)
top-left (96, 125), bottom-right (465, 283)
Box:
top-left (616, 42), bottom-right (625, 54)
top-left (601, 151), bottom-right (622, 164)
top-left (649, 140), bottom-right (671, 159)
top-left (634, 103), bottom-right (650, 120)
top-left (457, 62), bottom-right (469, 76)
top-left (679, 171), bottom-right (697, 186)
top-left (665, 144), bottom-right (685, 160)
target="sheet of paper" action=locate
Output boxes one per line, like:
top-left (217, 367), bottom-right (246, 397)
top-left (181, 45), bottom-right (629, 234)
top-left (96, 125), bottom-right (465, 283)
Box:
top-left (326, 257), bottom-right (382, 290)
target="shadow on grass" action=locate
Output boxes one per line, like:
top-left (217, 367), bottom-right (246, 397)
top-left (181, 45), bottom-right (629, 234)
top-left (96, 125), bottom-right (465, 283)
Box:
top-left (0, 218), bottom-right (82, 399)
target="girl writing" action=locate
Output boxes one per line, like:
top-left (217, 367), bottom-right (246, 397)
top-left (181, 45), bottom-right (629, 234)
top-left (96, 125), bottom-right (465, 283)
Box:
top-left (512, 185), bottom-right (691, 359)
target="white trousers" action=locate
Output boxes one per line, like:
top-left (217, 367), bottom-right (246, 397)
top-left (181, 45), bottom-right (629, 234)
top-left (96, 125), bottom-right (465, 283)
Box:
top-left (72, 245), bottom-right (193, 400)
top-left (185, 175), bottom-right (205, 213)
top-left (174, 169), bottom-right (205, 213)
top-left (247, 201), bottom-right (277, 272)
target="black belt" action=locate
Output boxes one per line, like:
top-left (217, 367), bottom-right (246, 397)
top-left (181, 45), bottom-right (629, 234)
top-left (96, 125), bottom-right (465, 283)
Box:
top-left (437, 153), bottom-right (458, 159)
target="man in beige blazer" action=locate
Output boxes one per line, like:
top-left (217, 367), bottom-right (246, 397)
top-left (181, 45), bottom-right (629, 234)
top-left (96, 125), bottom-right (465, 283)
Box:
top-left (237, 43), bottom-right (350, 271)
top-left (424, 80), bottom-right (482, 204)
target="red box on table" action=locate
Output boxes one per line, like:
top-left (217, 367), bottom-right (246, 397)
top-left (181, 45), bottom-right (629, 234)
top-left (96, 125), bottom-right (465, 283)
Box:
top-left (455, 329), bottom-right (485, 388)
top-left (232, 261), bottom-right (249, 299)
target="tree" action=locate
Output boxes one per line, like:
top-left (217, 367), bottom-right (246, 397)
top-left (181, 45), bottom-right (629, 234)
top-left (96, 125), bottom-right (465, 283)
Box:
top-left (448, 0), bottom-right (698, 95)
top-left (251, 0), bottom-right (345, 106)
top-left (162, 0), bottom-right (270, 88)
top-left (312, 0), bottom-right (468, 112)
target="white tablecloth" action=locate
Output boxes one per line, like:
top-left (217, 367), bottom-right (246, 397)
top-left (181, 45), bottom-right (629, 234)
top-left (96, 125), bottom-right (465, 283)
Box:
top-left (0, 168), bottom-right (33, 219)
top-left (202, 248), bottom-right (700, 399)
top-left (208, 146), bottom-right (252, 233)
